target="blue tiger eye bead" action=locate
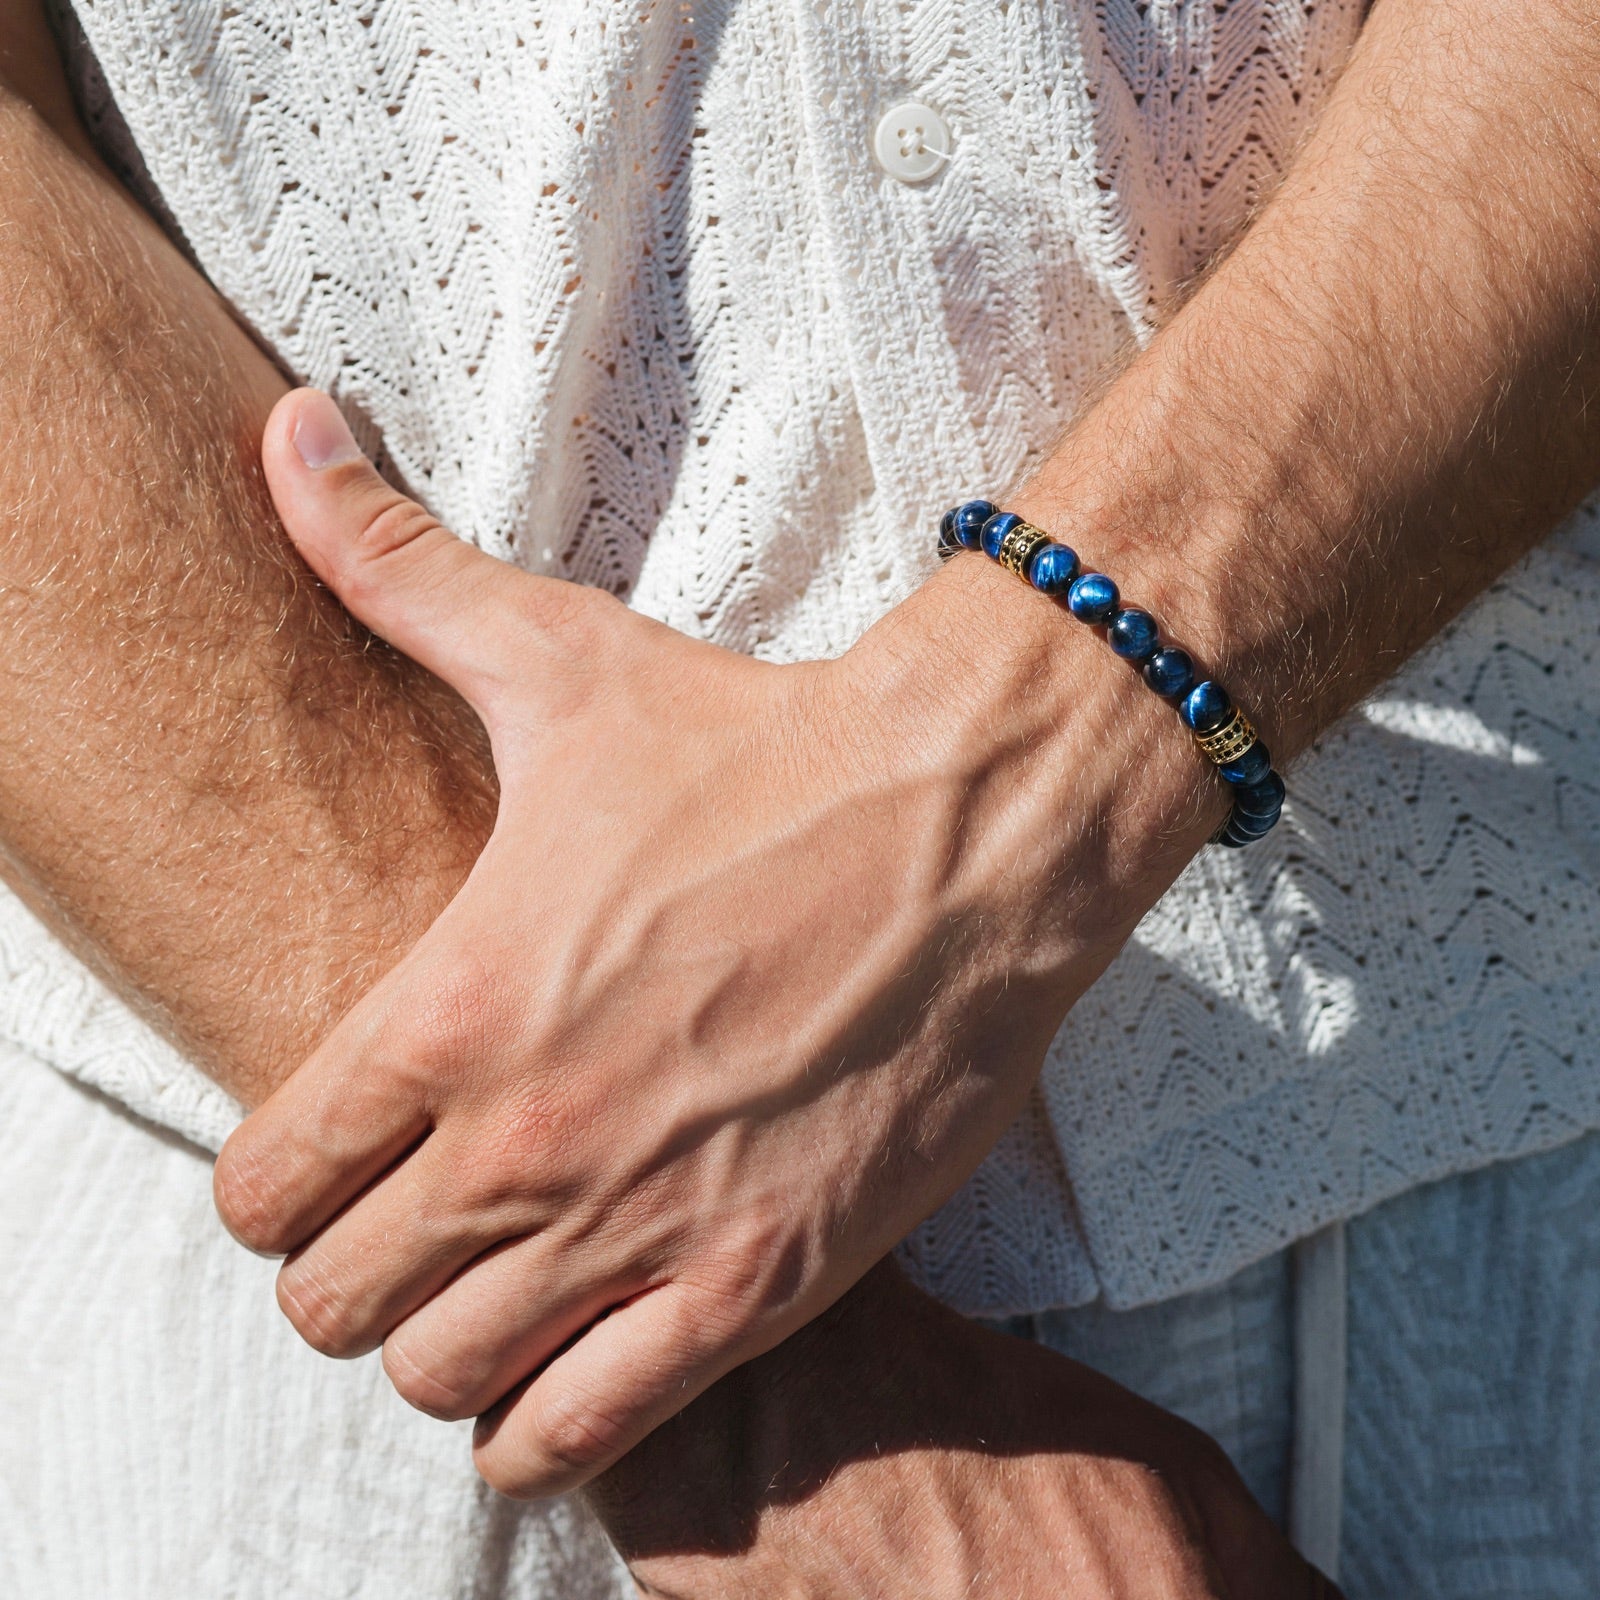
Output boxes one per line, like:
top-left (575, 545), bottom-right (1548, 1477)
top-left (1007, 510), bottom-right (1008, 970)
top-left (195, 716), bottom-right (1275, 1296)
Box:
top-left (1232, 771), bottom-right (1287, 818)
top-left (953, 499), bottom-right (996, 549)
top-left (1067, 573), bottom-right (1119, 624)
top-left (1143, 647), bottom-right (1195, 699)
top-left (1220, 740), bottom-right (1273, 788)
top-left (1108, 608), bottom-right (1161, 663)
top-left (1180, 680), bottom-right (1232, 733)
top-left (938, 506), bottom-right (963, 559)
top-left (981, 510), bottom-right (1022, 561)
top-left (1027, 540), bottom-right (1079, 596)
top-left (1224, 806), bottom-right (1280, 843)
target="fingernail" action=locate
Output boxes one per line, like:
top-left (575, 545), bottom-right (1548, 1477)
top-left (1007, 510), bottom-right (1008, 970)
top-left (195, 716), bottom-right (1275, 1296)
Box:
top-left (291, 391), bottom-right (365, 470)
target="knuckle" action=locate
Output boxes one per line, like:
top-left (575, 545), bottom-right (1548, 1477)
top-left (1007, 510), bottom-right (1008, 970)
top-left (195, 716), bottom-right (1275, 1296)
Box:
top-left (337, 501), bottom-right (448, 607)
top-left (276, 1259), bottom-right (367, 1359)
top-left (684, 1218), bottom-right (810, 1328)
top-left (468, 1080), bottom-right (573, 1201)
top-left (530, 1384), bottom-right (633, 1483)
top-left (382, 1336), bottom-right (477, 1422)
top-left (355, 498), bottom-right (445, 564)
top-left (403, 953), bottom-right (515, 1089)
top-left (212, 1139), bottom-right (295, 1255)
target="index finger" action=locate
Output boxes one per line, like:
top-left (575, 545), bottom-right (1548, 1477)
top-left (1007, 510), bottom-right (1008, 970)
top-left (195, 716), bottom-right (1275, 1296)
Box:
top-left (212, 974), bottom-right (430, 1256)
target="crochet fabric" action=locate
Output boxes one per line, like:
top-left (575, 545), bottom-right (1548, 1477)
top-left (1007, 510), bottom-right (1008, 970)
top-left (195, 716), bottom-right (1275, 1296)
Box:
top-left (16, 0), bottom-right (1600, 1313)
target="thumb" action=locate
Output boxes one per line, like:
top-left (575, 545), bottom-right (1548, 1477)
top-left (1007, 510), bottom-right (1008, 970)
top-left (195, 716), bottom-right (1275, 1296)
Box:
top-left (264, 387), bottom-right (526, 709)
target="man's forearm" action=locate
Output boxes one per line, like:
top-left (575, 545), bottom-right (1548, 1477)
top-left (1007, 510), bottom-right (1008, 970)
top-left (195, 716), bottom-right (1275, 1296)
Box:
top-left (1012, 0), bottom-right (1600, 764)
top-left (588, 2), bottom-right (1600, 1562)
top-left (0, 59), bottom-right (495, 1105)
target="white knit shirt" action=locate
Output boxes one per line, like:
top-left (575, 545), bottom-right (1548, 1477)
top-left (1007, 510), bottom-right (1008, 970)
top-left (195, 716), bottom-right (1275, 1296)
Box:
top-left (19, 0), bottom-right (1600, 1313)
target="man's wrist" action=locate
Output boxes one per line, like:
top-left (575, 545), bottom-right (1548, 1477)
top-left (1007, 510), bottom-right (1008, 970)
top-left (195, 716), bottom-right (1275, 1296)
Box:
top-left (849, 547), bottom-right (1227, 966)
top-left (1007, 332), bottom-right (1338, 771)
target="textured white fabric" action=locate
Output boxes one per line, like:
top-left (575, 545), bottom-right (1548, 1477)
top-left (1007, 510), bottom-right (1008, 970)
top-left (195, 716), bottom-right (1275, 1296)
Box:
top-left (0, 1040), bottom-right (632, 1600)
top-left (13, 1026), bottom-right (1599, 1600)
top-left (15, 0), bottom-right (1600, 1314)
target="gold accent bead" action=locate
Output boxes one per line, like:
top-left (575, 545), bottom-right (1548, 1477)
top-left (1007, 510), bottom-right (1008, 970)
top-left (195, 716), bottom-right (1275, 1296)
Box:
top-left (995, 521), bottom-right (1028, 572)
top-left (1195, 709), bottom-right (1258, 765)
top-left (998, 520), bottom-right (1049, 578)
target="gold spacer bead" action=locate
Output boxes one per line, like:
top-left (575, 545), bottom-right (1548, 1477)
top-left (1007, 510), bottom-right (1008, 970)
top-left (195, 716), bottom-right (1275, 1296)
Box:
top-left (1195, 708), bottom-right (1258, 765)
top-left (995, 521), bottom-right (1028, 572)
top-left (998, 520), bottom-right (1049, 579)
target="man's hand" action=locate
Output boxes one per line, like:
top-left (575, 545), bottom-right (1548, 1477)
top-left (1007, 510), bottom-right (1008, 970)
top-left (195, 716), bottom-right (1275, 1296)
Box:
top-left (10, 0), bottom-right (1600, 1574)
top-left (216, 0), bottom-right (1600, 1504)
top-left (214, 389), bottom-right (1217, 1498)
top-left (586, 1264), bottom-right (1337, 1600)
top-left (0, 22), bottom-right (1241, 1588)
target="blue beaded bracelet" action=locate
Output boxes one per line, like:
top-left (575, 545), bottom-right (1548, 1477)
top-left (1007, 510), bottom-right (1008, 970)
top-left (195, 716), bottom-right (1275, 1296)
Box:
top-left (938, 500), bottom-right (1286, 848)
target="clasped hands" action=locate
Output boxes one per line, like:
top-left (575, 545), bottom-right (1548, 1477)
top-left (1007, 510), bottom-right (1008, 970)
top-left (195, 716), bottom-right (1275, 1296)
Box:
top-left (214, 390), bottom-right (1326, 1595)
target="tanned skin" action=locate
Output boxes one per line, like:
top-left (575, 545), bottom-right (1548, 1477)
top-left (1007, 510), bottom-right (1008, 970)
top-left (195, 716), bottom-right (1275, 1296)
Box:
top-left (0, 17), bottom-right (496, 1106)
top-left (213, 0), bottom-right (1600, 1520)
top-left (0, 7), bottom-right (1323, 1596)
top-left (4, 0), bottom-right (1599, 1592)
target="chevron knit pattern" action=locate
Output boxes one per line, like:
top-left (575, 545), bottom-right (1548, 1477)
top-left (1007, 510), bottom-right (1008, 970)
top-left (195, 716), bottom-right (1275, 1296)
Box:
top-left (17, 0), bottom-right (1600, 1313)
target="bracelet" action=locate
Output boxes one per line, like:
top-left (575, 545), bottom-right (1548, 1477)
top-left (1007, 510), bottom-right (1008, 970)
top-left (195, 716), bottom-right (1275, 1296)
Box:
top-left (937, 499), bottom-right (1285, 848)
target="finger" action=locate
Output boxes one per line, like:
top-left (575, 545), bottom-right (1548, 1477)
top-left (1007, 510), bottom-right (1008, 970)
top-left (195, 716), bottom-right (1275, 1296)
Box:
top-left (213, 988), bottom-right (428, 1256)
top-left (262, 387), bottom-right (551, 712)
top-left (471, 1281), bottom-right (752, 1499)
top-left (273, 1124), bottom-right (550, 1360)
top-left (381, 1231), bottom-right (640, 1422)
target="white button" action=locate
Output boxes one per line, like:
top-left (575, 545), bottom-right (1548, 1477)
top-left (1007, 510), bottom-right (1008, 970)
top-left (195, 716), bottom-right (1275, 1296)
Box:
top-left (872, 101), bottom-right (951, 184)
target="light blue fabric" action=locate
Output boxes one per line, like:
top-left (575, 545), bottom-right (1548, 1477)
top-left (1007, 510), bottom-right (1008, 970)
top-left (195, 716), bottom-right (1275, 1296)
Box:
top-left (1021, 1132), bottom-right (1600, 1595)
top-left (1027, 1246), bottom-right (1296, 1527)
